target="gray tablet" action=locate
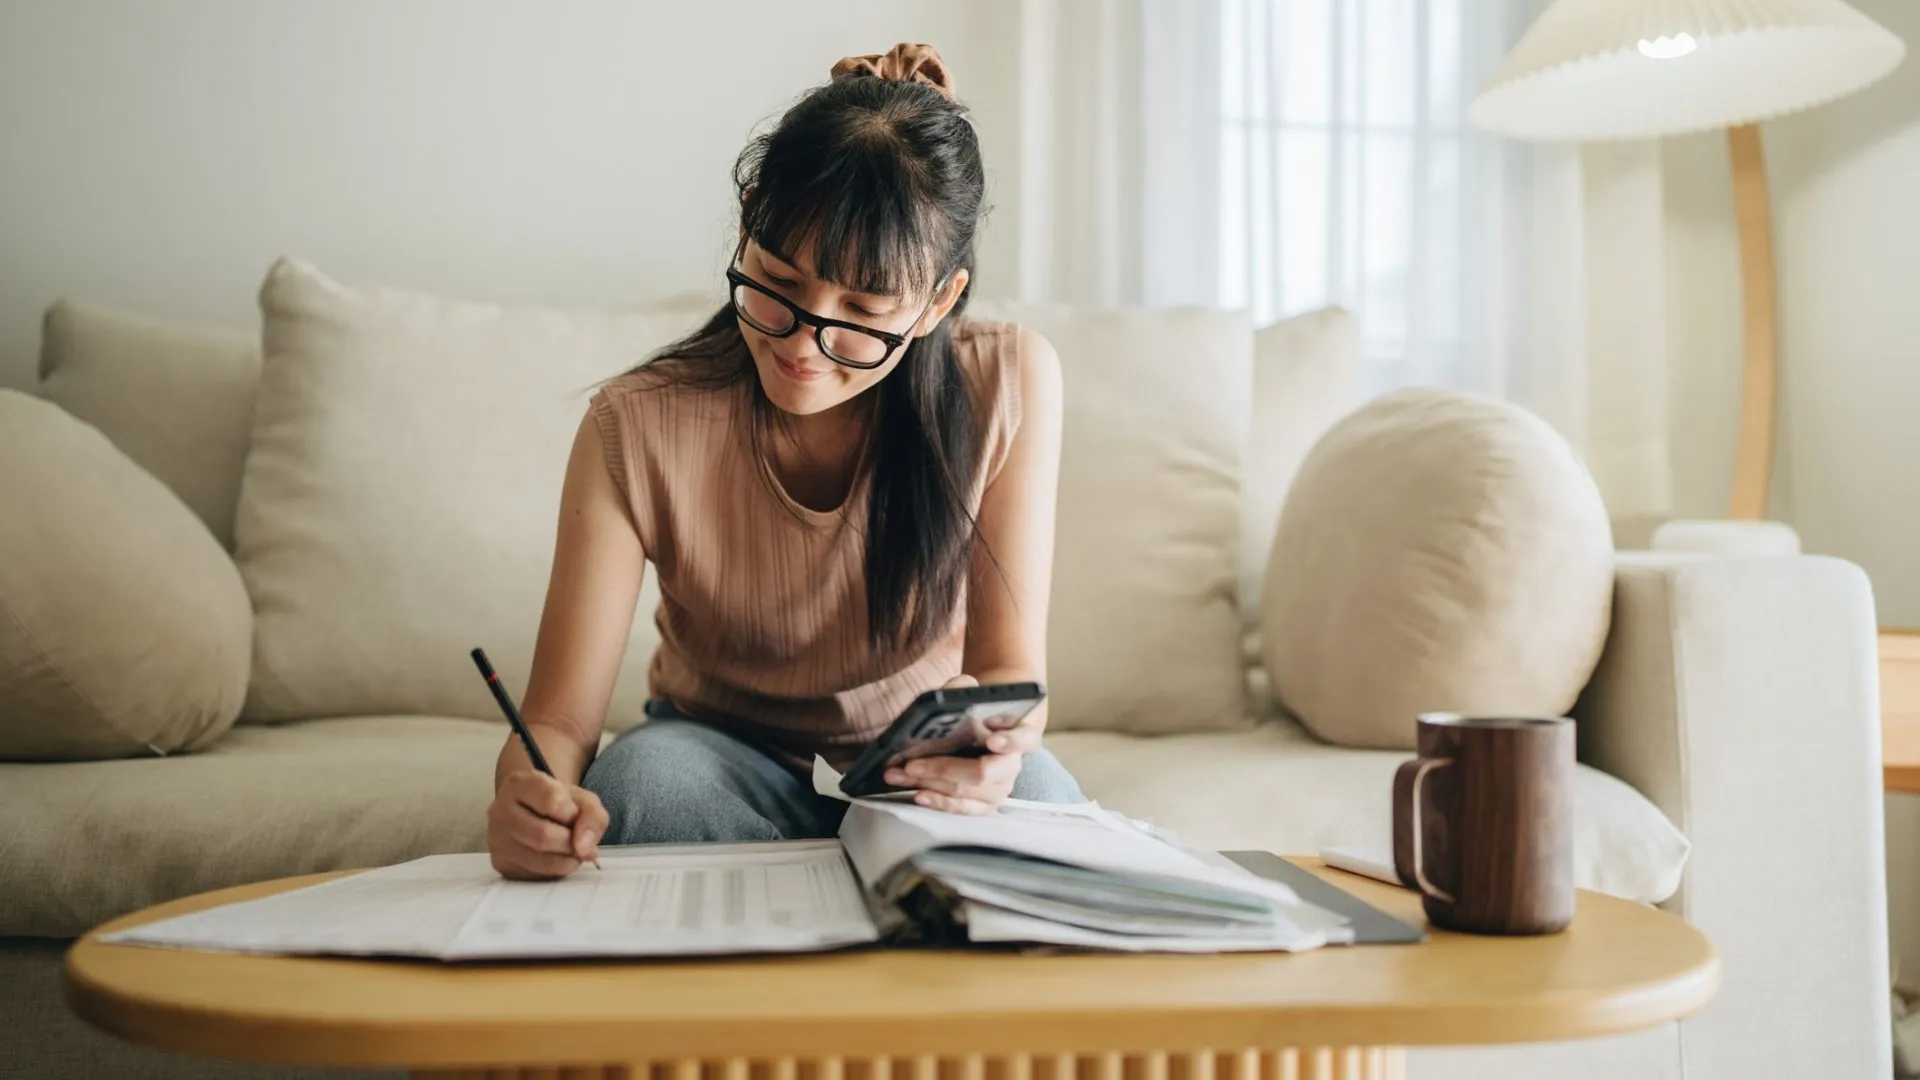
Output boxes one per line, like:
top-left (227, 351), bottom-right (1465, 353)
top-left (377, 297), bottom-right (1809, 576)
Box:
top-left (1222, 851), bottom-right (1425, 944)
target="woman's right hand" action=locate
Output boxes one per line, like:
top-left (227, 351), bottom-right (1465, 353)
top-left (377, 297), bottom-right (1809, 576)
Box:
top-left (487, 770), bottom-right (609, 880)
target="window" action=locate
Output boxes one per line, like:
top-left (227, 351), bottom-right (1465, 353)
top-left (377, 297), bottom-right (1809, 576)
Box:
top-left (1217, 0), bottom-right (1539, 399)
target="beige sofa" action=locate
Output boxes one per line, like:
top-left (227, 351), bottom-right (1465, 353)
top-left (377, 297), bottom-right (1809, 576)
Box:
top-left (0, 260), bottom-right (1890, 1080)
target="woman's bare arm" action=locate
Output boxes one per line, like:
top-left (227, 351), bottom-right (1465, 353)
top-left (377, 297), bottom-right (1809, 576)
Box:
top-left (893, 327), bottom-right (1065, 812)
top-left (493, 411), bottom-right (647, 789)
top-left (961, 326), bottom-right (1063, 711)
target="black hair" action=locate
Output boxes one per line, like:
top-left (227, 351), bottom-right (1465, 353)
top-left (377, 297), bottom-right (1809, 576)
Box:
top-left (636, 70), bottom-right (988, 654)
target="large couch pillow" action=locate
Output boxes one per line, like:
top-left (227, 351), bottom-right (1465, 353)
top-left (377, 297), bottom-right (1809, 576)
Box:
top-left (0, 392), bottom-right (251, 759)
top-left (1262, 388), bottom-right (1614, 749)
top-left (968, 301), bottom-right (1252, 735)
top-left (38, 301), bottom-right (261, 550)
top-left (236, 259), bottom-right (704, 727)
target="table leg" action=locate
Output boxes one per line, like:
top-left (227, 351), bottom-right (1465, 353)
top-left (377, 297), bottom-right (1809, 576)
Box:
top-left (412, 1048), bottom-right (1409, 1080)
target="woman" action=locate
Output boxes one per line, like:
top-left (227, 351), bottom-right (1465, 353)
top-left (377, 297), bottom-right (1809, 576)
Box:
top-left (484, 44), bottom-right (1082, 880)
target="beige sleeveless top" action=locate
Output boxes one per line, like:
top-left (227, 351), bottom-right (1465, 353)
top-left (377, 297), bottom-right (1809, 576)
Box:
top-left (589, 319), bottom-right (1024, 769)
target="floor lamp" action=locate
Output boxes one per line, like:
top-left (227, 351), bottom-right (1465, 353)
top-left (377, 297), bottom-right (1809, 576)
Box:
top-left (1468, 0), bottom-right (1905, 521)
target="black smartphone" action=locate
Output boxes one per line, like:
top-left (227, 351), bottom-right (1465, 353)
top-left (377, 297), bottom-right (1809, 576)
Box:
top-left (838, 681), bottom-right (1047, 798)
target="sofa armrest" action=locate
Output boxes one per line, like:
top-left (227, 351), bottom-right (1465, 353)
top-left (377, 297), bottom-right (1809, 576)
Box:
top-left (1575, 552), bottom-right (1888, 1078)
top-left (1649, 518), bottom-right (1803, 556)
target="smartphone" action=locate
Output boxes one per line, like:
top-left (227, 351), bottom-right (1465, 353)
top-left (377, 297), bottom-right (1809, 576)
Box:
top-left (837, 681), bottom-right (1047, 798)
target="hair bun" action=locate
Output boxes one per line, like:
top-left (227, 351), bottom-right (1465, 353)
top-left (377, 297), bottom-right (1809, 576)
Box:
top-left (829, 42), bottom-right (956, 101)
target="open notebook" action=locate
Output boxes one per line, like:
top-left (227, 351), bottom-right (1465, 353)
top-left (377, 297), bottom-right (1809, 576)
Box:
top-left (103, 762), bottom-right (1352, 960)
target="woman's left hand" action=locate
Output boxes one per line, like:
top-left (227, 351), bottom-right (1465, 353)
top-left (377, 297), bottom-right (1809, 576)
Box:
top-left (884, 675), bottom-right (1044, 815)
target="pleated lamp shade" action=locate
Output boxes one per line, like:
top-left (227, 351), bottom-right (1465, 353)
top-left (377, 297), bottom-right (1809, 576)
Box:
top-left (1469, 0), bottom-right (1907, 141)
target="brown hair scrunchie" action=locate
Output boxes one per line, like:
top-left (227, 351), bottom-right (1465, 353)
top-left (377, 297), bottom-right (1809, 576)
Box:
top-left (829, 42), bottom-right (956, 101)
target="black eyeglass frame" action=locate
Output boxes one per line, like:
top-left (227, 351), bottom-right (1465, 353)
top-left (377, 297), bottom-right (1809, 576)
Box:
top-left (725, 265), bottom-right (947, 371)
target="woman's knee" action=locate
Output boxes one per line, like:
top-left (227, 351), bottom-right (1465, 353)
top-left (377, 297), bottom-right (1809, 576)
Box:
top-left (1010, 747), bottom-right (1085, 803)
top-left (581, 722), bottom-right (784, 845)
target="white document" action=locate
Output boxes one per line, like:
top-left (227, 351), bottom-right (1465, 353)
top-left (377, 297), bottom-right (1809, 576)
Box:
top-left (100, 853), bottom-right (495, 957)
top-left (105, 765), bottom-right (1336, 961)
top-left (104, 841), bottom-right (880, 960)
top-left (961, 903), bottom-right (1342, 953)
top-left (839, 795), bottom-right (1301, 907)
top-left (458, 841), bottom-right (877, 958)
top-left (813, 755), bottom-right (1296, 906)
top-left (934, 876), bottom-right (1287, 937)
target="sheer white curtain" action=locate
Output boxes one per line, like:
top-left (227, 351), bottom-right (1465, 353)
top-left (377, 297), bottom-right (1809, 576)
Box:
top-left (1008, 0), bottom-right (1672, 520)
top-left (1215, 0), bottom-right (1567, 404)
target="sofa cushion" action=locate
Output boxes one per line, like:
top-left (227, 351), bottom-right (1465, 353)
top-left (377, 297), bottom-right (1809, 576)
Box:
top-left (0, 392), bottom-right (251, 761)
top-left (1261, 389), bottom-right (1615, 749)
top-left (968, 301), bottom-right (1253, 735)
top-left (1239, 308), bottom-right (1361, 719)
top-left (0, 714), bottom-right (1685, 938)
top-left (0, 716), bottom-right (502, 936)
top-left (37, 301), bottom-right (261, 550)
top-left (1240, 307), bottom-right (1360, 622)
top-left (1047, 721), bottom-right (1689, 905)
top-left (236, 258), bottom-right (706, 726)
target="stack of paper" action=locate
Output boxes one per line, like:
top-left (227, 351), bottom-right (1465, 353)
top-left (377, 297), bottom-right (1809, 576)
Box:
top-left (103, 766), bottom-right (1348, 960)
top-left (104, 842), bottom-right (883, 960)
top-left (835, 788), bottom-right (1350, 953)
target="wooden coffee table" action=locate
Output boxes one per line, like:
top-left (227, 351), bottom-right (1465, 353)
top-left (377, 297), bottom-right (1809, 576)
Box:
top-left (65, 859), bottom-right (1717, 1080)
top-left (1882, 629), bottom-right (1920, 792)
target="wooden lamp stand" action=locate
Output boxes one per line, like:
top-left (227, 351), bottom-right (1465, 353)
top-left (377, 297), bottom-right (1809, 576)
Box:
top-left (1726, 123), bottom-right (1777, 521)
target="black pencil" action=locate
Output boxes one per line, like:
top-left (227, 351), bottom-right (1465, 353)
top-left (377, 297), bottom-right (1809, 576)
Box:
top-left (470, 647), bottom-right (598, 869)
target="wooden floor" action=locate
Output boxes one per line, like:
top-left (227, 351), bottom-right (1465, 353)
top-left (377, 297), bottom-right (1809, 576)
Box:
top-left (1883, 631), bottom-right (1920, 794)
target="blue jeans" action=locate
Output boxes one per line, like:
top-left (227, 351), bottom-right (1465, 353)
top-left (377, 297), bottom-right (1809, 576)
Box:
top-left (582, 713), bottom-right (1087, 845)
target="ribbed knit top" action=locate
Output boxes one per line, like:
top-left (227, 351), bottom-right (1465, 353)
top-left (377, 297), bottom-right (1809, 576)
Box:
top-left (588, 319), bottom-right (1023, 769)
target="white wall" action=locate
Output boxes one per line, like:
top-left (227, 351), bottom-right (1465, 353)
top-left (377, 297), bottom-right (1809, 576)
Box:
top-left (0, 0), bottom-right (1020, 391)
top-left (1661, 0), bottom-right (1920, 985)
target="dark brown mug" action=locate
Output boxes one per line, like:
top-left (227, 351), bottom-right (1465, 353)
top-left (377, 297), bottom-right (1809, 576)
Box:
top-left (1392, 713), bottom-right (1574, 935)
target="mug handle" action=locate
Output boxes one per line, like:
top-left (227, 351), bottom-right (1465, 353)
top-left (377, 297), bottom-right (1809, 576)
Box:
top-left (1406, 757), bottom-right (1457, 904)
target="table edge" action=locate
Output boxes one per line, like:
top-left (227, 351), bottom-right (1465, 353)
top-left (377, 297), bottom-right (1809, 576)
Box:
top-left (63, 864), bottom-right (1722, 1068)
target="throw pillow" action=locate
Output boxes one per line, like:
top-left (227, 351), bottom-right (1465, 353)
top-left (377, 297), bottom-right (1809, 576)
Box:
top-left (0, 392), bottom-right (251, 760)
top-left (1261, 388), bottom-right (1615, 749)
top-left (968, 301), bottom-right (1253, 735)
top-left (235, 259), bottom-right (707, 726)
top-left (38, 300), bottom-right (261, 550)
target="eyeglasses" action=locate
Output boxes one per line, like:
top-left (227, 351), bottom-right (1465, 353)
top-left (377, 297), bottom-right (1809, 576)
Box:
top-left (726, 266), bottom-right (944, 370)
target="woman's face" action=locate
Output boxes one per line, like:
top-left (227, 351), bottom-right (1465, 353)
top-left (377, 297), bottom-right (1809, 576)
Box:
top-left (734, 240), bottom-right (965, 417)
